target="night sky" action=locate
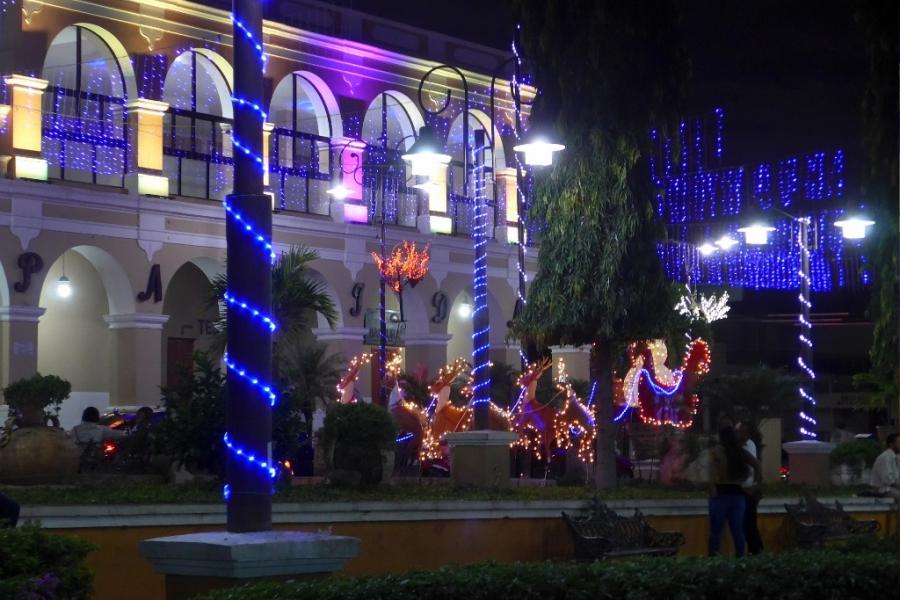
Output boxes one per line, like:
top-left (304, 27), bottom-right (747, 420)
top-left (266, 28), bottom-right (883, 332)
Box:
top-left (329, 0), bottom-right (869, 182)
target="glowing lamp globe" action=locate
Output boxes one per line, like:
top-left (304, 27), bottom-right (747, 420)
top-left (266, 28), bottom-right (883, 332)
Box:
top-left (56, 275), bottom-right (73, 299)
top-left (834, 217), bottom-right (874, 240)
top-left (401, 126), bottom-right (451, 177)
top-left (326, 184), bottom-right (353, 200)
top-left (714, 235), bottom-right (738, 250)
top-left (513, 137), bottom-right (565, 167)
top-left (412, 180), bottom-right (441, 196)
top-left (457, 302), bottom-right (472, 319)
top-left (697, 242), bottom-right (718, 257)
top-left (737, 223), bottom-right (775, 246)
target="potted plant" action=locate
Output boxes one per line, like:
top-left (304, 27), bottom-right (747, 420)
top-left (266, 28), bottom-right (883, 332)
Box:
top-left (320, 402), bottom-right (396, 486)
top-left (0, 373), bottom-right (79, 485)
top-left (830, 439), bottom-right (881, 485)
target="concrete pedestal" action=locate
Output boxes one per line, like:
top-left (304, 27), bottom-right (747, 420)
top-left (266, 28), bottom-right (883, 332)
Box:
top-left (783, 440), bottom-right (835, 486)
top-left (445, 430), bottom-right (518, 488)
top-left (140, 531), bottom-right (360, 600)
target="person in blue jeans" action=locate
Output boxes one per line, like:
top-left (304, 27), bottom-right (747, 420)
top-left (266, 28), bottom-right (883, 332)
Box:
top-left (708, 425), bottom-right (760, 556)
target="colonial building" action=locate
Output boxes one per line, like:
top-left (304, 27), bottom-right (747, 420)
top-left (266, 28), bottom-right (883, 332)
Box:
top-left (0, 0), bottom-right (545, 426)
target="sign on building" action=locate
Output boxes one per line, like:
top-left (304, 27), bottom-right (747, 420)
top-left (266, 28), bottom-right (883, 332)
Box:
top-left (363, 309), bottom-right (405, 347)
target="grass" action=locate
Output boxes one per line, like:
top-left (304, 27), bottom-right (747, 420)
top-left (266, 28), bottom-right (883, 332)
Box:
top-left (6, 479), bottom-right (869, 506)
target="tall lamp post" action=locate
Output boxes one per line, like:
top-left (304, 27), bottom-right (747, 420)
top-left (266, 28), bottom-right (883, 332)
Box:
top-left (222, 0), bottom-right (274, 533)
top-left (410, 57), bottom-right (562, 428)
top-left (738, 211), bottom-right (873, 441)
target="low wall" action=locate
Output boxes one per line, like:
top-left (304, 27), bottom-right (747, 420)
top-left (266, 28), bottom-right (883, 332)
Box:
top-left (23, 497), bottom-right (898, 600)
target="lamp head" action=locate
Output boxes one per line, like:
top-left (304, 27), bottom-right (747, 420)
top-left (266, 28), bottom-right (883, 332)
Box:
top-left (834, 216), bottom-right (874, 240)
top-left (513, 128), bottom-right (565, 167)
top-left (737, 223), bottom-right (775, 246)
top-left (401, 126), bottom-right (451, 177)
top-left (56, 275), bottom-right (73, 299)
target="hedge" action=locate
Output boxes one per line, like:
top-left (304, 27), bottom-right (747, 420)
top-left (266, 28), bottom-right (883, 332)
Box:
top-left (197, 550), bottom-right (898, 600)
top-left (0, 524), bottom-right (95, 599)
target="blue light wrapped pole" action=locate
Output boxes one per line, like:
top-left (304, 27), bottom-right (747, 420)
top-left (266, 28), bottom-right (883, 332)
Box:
top-left (225, 0), bottom-right (274, 533)
top-left (471, 128), bottom-right (491, 429)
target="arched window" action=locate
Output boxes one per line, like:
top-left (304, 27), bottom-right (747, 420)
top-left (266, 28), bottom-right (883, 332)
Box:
top-left (162, 49), bottom-right (233, 200)
top-left (268, 72), bottom-right (341, 214)
top-left (445, 110), bottom-right (505, 236)
top-left (41, 25), bottom-right (133, 187)
top-left (360, 92), bottom-right (425, 227)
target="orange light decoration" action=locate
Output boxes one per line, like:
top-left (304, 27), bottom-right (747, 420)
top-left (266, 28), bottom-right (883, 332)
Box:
top-left (511, 357), bottom-right (554, 459)
top-left (371, 240), bottom-right (431, 293)
top-left (337, 352), bottom-right (372, 403)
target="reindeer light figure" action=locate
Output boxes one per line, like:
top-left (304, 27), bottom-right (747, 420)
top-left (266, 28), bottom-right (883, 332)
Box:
top-left (511, 357), bottom-right (554, 462)
top-left (552, 359), bottom-right (596, 464)
top-left (336, 352), bottom-right (372, 405)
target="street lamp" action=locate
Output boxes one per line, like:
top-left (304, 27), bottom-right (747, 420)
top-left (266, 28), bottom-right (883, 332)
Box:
top-left (697, 242), bottom-right (718, 257)
top-left (834, 216), bottom-right (875, 240)
top-left (714, 234), bottom-right (739, 251)
top-left (55, 275), bottom-right (73, 299)
top-left (738, 208), bottom-right (874, 440)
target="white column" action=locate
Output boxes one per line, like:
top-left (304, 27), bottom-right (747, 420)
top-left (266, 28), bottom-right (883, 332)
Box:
top-left (103, 313), bottom-right (170, 407)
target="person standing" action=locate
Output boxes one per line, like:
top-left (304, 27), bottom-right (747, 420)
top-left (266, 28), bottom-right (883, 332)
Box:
top-left (870, 434), bottom-right (900, 498)
top-left (70, 406), bottom-right (126, 447)
top-left (736, 422), bottom-right (764, 554)
top-left (0, 491), bottom-right (19, 528)
top-left (708, 424), bottom-right (760, 557)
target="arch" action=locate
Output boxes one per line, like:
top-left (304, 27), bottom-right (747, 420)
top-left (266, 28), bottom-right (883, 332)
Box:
top-left (361, 90), bottom-right (425, 151)
top-left (38, 249), bottom-right (116, 422)
top-left (163, 48), bottom-right (233, 119)
top-left (162, 260), bottom-right (221, 387)
top-left (269, 71), bottom-right (342, 139)
top-left (42, 23), bottom-right (137, 101)
top-left (446, 109), bottom-right (507, 170)
top-left (42, 24), bottom-right (136, 186)
top-left (64, 245), bottom-right (135, 315)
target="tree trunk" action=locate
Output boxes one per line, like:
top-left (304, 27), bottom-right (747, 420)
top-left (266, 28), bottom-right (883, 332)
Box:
top-left (592, 341), bottom-right (617, 489)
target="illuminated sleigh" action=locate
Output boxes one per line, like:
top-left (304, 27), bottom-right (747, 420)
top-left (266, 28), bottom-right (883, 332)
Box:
top-left (618, 338), bottom-right (710, 429)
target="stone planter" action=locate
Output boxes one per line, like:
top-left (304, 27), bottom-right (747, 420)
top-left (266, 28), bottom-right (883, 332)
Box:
top-left (0, 426), bottom-right (80, 485)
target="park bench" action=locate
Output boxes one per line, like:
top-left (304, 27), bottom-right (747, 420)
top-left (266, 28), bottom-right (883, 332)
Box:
top-left (784, 494), bottom-right (880, 548)
top-left (562, 498), bottom-right (685, 560)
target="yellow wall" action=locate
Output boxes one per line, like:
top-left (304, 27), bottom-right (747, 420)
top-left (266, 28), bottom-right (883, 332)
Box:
top-left (52, 510), bottom-right (896, 600)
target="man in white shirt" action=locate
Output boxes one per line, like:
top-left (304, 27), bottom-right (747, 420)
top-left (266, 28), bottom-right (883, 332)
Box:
top-left (70, 406), bottom-right (126, 446)
top-left (870, 434), bottom-right (900, 498)
top-left (736, 422), bottom-right (763, 554)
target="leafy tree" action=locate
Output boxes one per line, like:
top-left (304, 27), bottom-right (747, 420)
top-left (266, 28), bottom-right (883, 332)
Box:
top-left (279, 340), bottom-right (346, 437)
top-left (851, 1), bottom-right (898, 412)
top-left (513, 0), bottom-right (689, 487)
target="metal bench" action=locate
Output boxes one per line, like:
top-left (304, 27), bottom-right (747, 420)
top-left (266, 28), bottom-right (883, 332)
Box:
top-left (784, 494), bottom-right (880, 548)
top-left (562, 498), bottom-right (685, 560)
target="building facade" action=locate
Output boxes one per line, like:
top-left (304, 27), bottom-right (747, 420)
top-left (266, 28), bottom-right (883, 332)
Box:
top-left (0, 0), bottom-right (544, 426)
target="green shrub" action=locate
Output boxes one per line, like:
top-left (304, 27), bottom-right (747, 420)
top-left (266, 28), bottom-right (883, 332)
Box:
top-left (321, 403), bottom-right (395, 485)
top-left (197, 550), bottom-right (897, 600)
top-left (156, 352), bottom-right (227, 476)
top-left (0, 523), bottom-right (94, 599)
top-left (3, 373), bottom-right (71, 422)
top-left (830, 438), bottom-right (882, 472)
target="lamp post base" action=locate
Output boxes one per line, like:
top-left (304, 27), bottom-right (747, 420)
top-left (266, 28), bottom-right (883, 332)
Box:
top-left (783, 440), bottom-right (835, 486)
top-left (445, 430), bottom-right (518, 488)
top-left (140, 531), bottom-right (360, 600)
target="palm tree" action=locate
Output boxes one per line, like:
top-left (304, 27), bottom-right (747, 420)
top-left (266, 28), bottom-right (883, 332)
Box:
top-left (209, 245), bottom-right (339, 361)
top-left (700, 365), bottom-right (798, 430)
top-left (278, 340), bottom-right (345, 436)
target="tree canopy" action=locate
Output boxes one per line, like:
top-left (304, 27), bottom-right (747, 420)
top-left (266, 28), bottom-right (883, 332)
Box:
top-left (514, 0), bottom-right (689, 350)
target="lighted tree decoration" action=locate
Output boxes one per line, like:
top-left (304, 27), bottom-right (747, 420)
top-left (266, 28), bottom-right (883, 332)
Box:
top-left (371, 240), bottom-right (431, 322)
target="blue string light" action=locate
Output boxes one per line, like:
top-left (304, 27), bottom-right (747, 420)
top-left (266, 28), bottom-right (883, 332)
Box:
top-left (232, 16), bottom-right (267, 70)
top-left (224, 432), bottom-right (277, 479)
top-left (470, 132), bottom-right (492, 410)
top-left (224, 353), bottom-right (277, 406)
top-left (223, 291), bottom-right (278, 332)
top-left (396, 432), bottom-right (414, 443)
top-left (231, 96), bottom-right (268, 121)
top-left (222, 200), bottom-right (276, 262)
